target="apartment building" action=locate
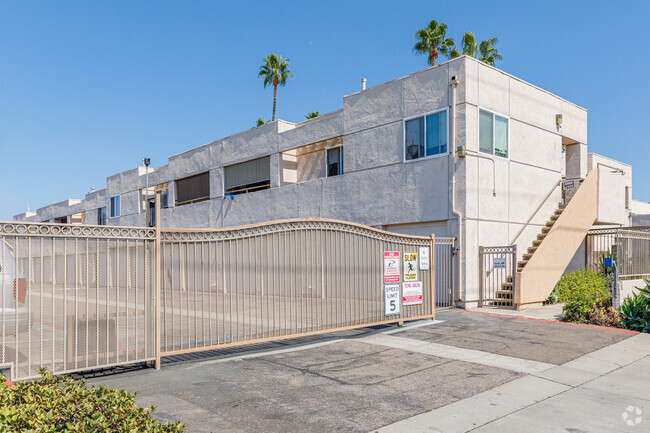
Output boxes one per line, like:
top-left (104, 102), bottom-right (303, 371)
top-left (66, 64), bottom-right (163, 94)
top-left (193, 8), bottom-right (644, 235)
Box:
top-left (14, 55), bottom-right (638, 308)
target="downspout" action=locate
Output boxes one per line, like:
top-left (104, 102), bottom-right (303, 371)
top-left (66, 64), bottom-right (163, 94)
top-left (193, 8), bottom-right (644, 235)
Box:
top-left (449, 75), bottom-right (464, 304)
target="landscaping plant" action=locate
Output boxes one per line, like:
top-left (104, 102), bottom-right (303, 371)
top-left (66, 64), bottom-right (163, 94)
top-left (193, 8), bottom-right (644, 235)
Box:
top-left (548, 269), bottom-right (614, 324)
top-left (0, 369), bottom-right (185, 432)
top-left (620, 278), bottom-right (650, 333)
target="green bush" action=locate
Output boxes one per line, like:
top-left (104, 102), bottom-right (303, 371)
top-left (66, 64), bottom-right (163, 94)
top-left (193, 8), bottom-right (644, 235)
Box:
top-left (548, 269), bottom-right (611, 323)
top-left (620, 278), bottom-right (650, 333)
top-left (0, 369), bottom-right (185, 432)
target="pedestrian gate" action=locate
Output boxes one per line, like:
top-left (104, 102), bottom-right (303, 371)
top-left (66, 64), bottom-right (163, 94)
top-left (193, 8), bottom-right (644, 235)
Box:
top-left (479, 246), bottom-right (517, 307)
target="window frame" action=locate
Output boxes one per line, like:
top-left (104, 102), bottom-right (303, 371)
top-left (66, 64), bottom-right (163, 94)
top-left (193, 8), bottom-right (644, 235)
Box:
top-left (223, 157), bottom-right (271, 196)
top-left (325, 146), bottom-right (344, 178)
top-left (109, 195), bottom-right (120, 219)
top-left (402, 107), bottom-right (450, 164)
top-left (97, 206), bottom-right (107, 225)
top-left (477, 107), bottom-right (510, 160)
top-left (175, 171), bottom-right (211, 205)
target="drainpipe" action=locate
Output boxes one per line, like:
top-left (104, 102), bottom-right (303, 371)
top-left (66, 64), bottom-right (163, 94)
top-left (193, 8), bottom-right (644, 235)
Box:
top-left (449, 75), bottom-right (464, 305)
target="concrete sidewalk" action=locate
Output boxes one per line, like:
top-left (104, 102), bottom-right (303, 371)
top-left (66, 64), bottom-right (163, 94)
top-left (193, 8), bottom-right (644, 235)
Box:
top-left (86, 310), bottom-right (643, 432)
top-left (377, 332), bottom-right (650, 432)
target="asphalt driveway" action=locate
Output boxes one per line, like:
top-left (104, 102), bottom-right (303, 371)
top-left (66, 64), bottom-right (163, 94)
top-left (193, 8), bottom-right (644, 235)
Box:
top-left (86, 309), bottom-right (634, 432)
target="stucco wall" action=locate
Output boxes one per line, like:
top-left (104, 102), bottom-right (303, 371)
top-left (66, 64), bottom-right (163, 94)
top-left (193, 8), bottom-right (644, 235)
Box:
top-left (459, 57), bottom-right (581, 305)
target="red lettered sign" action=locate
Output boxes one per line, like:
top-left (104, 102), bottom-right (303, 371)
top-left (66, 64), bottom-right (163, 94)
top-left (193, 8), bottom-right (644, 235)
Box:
top-left (402, 281), bottom-right (423, 305)
top-left (384, 251), bottom-right (400, 283)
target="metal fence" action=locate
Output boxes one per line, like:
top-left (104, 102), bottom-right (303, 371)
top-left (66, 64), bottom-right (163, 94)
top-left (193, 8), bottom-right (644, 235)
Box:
top-left (159, 220), bottom-right (435, 357)
top-left (0, 222), bottom-right (156, 380)
top-left (587, 227), bottom-right (650, 280)
top-left (1, 217), bottom-right (441, 380)
top-left (478, 246), bottom-right (517, 308)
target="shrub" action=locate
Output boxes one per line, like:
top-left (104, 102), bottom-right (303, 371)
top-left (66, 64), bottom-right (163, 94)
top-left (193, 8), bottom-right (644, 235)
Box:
top-left (548, 268), bottom-right (609, 305)
top-left (588, 298), bottom-right (621, 328)
top-left (620, 278), bottom-right (650, 333)
top-left (0, 369), bottom-right (185, 432)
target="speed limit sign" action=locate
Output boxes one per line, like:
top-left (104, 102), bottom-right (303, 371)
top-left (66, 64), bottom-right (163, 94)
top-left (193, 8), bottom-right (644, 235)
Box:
top-left (384, 283), bottom-right (401, 316)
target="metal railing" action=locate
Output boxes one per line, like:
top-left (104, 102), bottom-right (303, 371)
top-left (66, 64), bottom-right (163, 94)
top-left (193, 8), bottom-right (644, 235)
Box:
top-left (587, 227), bottom-right (650, 280)
top-left (158, 220), bottom-right (436, 357)
top-left (0, 222), bottom-right (156, 380)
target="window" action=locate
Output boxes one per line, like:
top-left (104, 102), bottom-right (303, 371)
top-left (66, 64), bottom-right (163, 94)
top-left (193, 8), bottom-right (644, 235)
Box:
top-left (97, 207), bottom-right (107, 225)
top-left (109, 196), bottom-right (120, 218)
top-left (161, 191), bottom-right (169, 209)
top-left (479, 109), bottom-right (509, 158)
top-left (224, 157), bottom-right (270, 195)
top-left (326, 147), bottom-right (343, 177)
top-left (176, 172), bottom-right (210, 205)
top-left (404, 109), bottom-right (448, 161)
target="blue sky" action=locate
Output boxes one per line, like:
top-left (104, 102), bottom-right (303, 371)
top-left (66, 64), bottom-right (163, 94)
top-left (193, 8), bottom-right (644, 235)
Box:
top-left (1, 0), bottom-right (649, 220)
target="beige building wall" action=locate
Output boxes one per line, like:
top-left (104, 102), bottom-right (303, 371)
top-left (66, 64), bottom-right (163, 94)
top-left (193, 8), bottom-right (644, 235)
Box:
top-left (457, 58), bottom-right (587, 306)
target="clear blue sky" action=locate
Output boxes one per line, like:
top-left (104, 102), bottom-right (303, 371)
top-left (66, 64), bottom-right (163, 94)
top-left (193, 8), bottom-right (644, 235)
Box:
top-left (1, 0), bottom-right (649, 220)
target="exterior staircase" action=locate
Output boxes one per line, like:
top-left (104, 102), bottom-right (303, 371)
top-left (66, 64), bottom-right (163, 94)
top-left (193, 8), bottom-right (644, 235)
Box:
top-left (517, 203), bottom-right (567, 273)
top-left (514, 169), bottom-right (599, 309)
top-left (493, 276), bottom-right (514, 307)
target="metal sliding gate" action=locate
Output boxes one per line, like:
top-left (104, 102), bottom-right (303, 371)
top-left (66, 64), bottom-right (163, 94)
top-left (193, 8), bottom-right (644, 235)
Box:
top-left (158, 220), bottom-right (435, 357)
top-left (0, 218), bottom-right (447, 380)
top-left (479, 246), bottom-right (517, 308)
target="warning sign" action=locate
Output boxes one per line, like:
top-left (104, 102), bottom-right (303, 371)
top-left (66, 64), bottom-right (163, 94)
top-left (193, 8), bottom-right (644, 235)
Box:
top-left (384, 284), bottom-right (401, 316)
top-left (384, 251), bottom-right (400, 283)
top-left (403, 252), bottom-right (418, 282)
top-left (403, 281), bottom-right (423, 306)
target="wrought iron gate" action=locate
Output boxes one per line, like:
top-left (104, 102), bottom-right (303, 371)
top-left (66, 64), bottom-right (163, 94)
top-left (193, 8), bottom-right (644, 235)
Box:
top-left (479, 246), bottom-right (517, 308)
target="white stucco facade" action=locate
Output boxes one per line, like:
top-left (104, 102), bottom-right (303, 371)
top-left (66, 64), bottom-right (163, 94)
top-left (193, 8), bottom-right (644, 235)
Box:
top-left (13, 56), bottom-right (639, 307)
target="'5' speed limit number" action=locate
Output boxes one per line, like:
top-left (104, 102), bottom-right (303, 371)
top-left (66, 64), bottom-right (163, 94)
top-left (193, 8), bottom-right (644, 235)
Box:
top-left (384, 284), bottom-right (401, 316)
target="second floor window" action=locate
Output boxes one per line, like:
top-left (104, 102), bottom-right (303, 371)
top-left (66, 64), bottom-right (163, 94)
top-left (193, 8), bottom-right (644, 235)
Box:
top-left (176, 172), bottom-right (210, 206)
top-left (479, 109), bottom-right (509, 158)
top-left (109, 196), bottom-right (120, 218)
top-left (97, 207), bottom-right (107, 225)
top-left (224, 157), bottom-right (271, 195)
top-left (404, 109), bottom-right (448, 161)
top-left (326, 147), bottom-right (343, 177)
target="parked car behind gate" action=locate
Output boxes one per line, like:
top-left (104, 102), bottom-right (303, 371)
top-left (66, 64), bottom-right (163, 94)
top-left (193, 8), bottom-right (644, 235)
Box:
top-left (0, 244), bottom-right (33, 333)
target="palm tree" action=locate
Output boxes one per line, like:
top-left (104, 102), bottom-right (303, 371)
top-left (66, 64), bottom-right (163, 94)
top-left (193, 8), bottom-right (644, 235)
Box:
top-left (450, 32), bottom-right (478, 58)
top-left (450, 32), bottom-right (502, 66)
top-left (413, 20), bottom-right (456, 66)
top-left (478, 38), bottom-right (502, 66)
top-left (256, 118), bottom-right (269, 127)
top-left (305, 111), bottom-right (319, 119)
top-left (258, 54), bottom-right (293, 121)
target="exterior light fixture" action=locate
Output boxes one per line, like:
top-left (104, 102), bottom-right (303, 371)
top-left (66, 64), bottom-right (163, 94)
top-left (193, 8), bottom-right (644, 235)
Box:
top-left (556, 114), bottom-right (563, 127)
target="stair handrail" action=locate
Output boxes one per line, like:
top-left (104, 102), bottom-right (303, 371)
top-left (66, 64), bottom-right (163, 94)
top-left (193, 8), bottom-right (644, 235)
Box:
top-left (509, 179), bottom-right (562, 247)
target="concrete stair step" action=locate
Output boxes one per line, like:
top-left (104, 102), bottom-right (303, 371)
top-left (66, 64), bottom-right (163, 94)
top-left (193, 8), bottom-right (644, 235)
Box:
top-left (523, 253), bottom-right (534, 260)
top-left (495, 290), bottom-right (513, 298)
top-left (542, 226), bottom-right (552, 234)
top-left (527, 246), bottom-right (538, 254)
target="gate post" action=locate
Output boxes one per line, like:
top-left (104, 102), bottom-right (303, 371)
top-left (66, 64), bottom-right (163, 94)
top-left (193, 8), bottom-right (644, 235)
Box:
top-left (154, 190), bottom-right (162, 370)
top-left (430, 234), bottom-right (436, 319)
top-left (478, 247), bottom-right (484, 307)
